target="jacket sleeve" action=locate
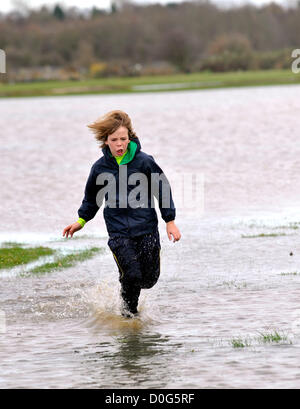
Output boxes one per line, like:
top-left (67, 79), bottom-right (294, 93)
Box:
top-left (78, 164), bottom-right (100, 222)
top-left (146, 155), bottom-right (176, 223)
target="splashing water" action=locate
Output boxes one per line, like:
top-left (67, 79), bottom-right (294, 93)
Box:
top-left (82, 282), bottom-right (157, 332)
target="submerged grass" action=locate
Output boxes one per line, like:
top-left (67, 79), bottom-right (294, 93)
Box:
top-left (241, 233), bottom-right (289, 238)
top-left (222, 280), bottom-right (248, 289)
top-left (26, 247), bottom-right (103, 275)
top-left (248, 222), bottom-right (300, 230)
top-left (230, 330), bottom-right (291, 348)
top-left (257, 331), bottom-right (290, 344)
top-left (272, 223), bottom-right (300, 230)
top-left (53, 234), bottom-right (99, 241)
top-left (0, 244), bottom-right (54, 270)
top-left (1, 241), bottom-right (26, 247)
top-left (280, 271), bottom-right (300, 276)
top-left (231, 338), bottom-right (251, 348)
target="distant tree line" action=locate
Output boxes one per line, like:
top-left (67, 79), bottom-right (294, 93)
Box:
top-left (0, 0), bottom-right (299, 81)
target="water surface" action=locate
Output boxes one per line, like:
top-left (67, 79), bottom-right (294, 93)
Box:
top-left (1, 85), bottom-right (300, 388)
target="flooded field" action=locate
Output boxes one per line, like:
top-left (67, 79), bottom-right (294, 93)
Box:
top-left (1, 84), bottom-right (300, 388)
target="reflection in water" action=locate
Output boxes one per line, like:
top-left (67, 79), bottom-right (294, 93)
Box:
top-left (77, 283), bottom-right (179, 387)
top-left (113, 332), bottom-right (170, 377)
top-left (78, 332), bottom-right (177, 388)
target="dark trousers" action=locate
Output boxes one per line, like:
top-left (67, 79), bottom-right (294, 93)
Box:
top-left (108, 229), bottom-right (161, 314)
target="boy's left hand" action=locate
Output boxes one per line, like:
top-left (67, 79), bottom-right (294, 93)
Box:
top-left (166, 221), bottom-right (181, 243)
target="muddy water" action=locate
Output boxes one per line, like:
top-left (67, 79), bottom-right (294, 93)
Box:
top-left (1, 85), bottom-right (300, 388)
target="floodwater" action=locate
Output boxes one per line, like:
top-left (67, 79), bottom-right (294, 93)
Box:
top-left (1, 84), bottom-right (300, 389)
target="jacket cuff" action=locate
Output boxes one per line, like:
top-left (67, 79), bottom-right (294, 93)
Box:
top-left (77, 218), bottom-right (86, 228)
top-left (164, 215), bottom-right (175, 223)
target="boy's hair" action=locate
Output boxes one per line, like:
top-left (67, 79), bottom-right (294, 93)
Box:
top-left (88, 110), bottom-right (137, 149)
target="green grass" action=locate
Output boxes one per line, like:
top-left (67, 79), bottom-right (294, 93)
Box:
top-left (258, 331), bottom-right (289, 344)
top-left (0, 242), bottom-right (104, 275)
top-left (1, 69), bottom-right (299, 98)
top-left (26, 247), bottom-right (103, 275)
top-left (230, 330), bottom-right (291, 348)
top-left (0, 244), bottom-right (54, 269)
top-left (231, 338), bottom-right (251, 348)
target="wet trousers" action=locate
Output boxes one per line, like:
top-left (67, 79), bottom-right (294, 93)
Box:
top-left (108, 229), bottom-right (161, 314)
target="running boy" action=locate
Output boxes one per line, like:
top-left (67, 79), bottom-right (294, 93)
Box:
top-left (63, 110), bottom-right (181, 317)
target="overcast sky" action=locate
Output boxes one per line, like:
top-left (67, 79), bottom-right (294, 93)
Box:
top-left (0, 0), bottom-right (289, 13)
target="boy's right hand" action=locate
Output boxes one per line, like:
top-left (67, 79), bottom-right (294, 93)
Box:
top-left (63, 222), bottom-right (82, 238)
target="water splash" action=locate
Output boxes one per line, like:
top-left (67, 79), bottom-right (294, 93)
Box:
top-left (82, 282), bottom-right (157, 332)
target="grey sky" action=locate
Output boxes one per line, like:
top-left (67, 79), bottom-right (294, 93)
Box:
top-left (0, 0), bottom-right (289, 13)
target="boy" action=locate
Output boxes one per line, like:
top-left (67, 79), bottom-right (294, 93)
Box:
top-left (63, 110), bottom-right (181, 317)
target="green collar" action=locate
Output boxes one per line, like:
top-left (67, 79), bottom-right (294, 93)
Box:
top-left (110, 141), bottom-right (137, 165)
top-left (114, 150), bottom-right (127, 165)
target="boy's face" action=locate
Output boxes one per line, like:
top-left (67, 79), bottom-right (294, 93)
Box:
top-left (105, 126), bottom-right (130, 157)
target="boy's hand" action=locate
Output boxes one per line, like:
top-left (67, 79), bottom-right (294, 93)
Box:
top-left (63, 222), bottom-right (82, 238)
top-left (166, 220), bottom-right (181, 243)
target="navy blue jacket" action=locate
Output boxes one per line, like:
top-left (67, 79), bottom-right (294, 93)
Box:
top-left (78, 138), bottom-right (176, 237)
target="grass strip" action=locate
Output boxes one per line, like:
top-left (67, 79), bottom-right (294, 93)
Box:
top-left (241, 233), bottom-right (288, 238)
top-left (271, 223), bottom-right (300, 230)
top-left (249, 222), bottom-right (300, 230)
top-left (280, 271), bottom-right (300, 276)
top-left (0, 245), bottom-right (54, 270)
top-left (1, 241), bottom-right (26, 247)
top-left (1, 69), bottom-right (299, 98)
top-left (27, 247), bottom-right (103, 275)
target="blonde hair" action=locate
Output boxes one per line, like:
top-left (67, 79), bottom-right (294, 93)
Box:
top-left (88, 110), bottom-right (137, 149)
